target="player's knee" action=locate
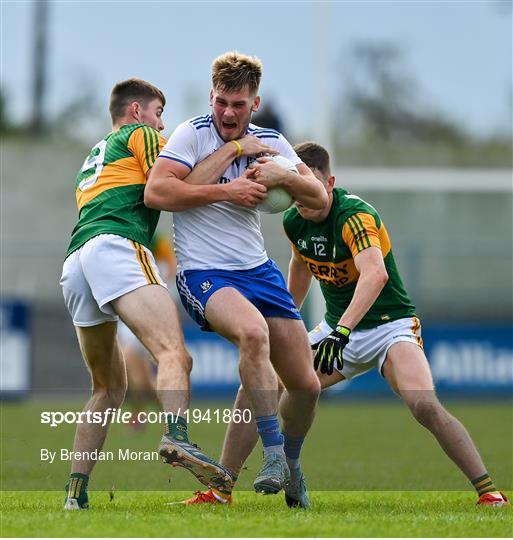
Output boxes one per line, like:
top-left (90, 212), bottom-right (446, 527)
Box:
top-left (409, 397), bottom-right (445, 428)
top-left (181, 349), bottom-right (193, 375)
top-left (239, 324), bottom-right (269, 353)
top-left (150, 337), bottom-right (191, 367)
top-left (92, 385), bottom-right (126, 409)
top-left (158, 346), bottom-right (193, 377)
top-left (289, 375), bottom-right (321, 400)
top-left (304, 375), bottom-right (321, 397)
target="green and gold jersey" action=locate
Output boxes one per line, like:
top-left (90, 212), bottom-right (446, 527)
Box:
top-left (66, 123), bottom-right (165, 259)
top-left (283, 188), bottom-right (416, 330)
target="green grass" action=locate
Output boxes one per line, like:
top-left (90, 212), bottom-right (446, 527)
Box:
top-left (1, 399), bottom-right (511, 536)
top-left (1, 490), bottom-right (511, 537)
top-left (1, 400), bottom-right (511, 491)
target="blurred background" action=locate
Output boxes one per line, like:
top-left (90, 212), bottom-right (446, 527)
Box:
top-left (1, 1), bottom-right (511, 491)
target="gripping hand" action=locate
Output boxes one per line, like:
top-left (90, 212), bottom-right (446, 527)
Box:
top-left (313, 326), bottom-right (351, 375)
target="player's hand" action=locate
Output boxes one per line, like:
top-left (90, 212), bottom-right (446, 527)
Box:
top-left (245, 157), bottom-right (289, 189)
top-left (225, 177), bottom-right (267, 208)
top-left (236, 135), bottom-right (279, 157)
top-left (313, 326), bottom-right (351, 375)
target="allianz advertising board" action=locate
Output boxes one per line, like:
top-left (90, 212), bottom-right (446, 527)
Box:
top-left (183, 322), bottom-right (513, 398)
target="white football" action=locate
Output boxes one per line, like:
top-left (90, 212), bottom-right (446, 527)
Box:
top-left (256, 155), bottom-right (297, 214)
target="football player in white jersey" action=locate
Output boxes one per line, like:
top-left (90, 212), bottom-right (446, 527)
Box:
top-left (146, 51), bottom-right (327, 506)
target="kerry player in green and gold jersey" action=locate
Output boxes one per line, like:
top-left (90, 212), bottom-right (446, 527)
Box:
top-left (179, 142), bottom-right (508, 508)
top-left (284, 142), bottom-right (507, 507)
top-left (60, 79), bottom-right (236, 510)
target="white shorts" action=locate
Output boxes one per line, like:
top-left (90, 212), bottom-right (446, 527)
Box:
top-left (308, 317), bottom-right (423, 380)
top-left (60, 234), bottom-right (166, 327)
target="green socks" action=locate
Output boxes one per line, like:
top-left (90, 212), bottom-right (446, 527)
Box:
top-left (66, 472), bottom-right (89, 508)
top-left (472, 473), bottom-right (497, 497)
top-left (472, 472), bottom-right (497, 497)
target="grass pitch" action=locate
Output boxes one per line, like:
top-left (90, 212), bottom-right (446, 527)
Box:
top-left (1, 399), bottom-right (511, 536)
top-left (1, 490), bottom-right (512, 537)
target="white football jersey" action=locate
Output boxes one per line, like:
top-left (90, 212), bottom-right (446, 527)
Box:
top-left (159, 114), bottom-right (303, 271)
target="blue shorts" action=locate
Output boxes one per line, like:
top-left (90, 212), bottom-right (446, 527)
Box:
top-left (176, 259), bottom-right (301, 330)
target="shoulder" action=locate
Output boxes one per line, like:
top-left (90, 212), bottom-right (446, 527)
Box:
top-left (249, 124), bottom-right (302, 165)
top-left (187, 114), bottom-right (213, 131)
top-left (126, 124), bottom-right (165, 152)
top-left (333, 189), bottom-right (382, 228)
top-left (168, 114), bottom-right (213, 142)
top-left (165, 118), bottom-right (202, 148)
top-left (247, 123), bottom-right (281, 140)
top-left (126, 123), bottom-right (161, 141)
top-left (110, 123), bottom-right (144, 144)
top-left (108, 124), bottom-right (156, 156)
top-left (126, 123), bottom-right (157, 135)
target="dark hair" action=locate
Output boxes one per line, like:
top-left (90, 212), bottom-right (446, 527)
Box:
top-left (212, 51), bottom-right (262, 94)
top-left (109, 78), bottom-right (166, 122)
top-left (294, 142), bottom-right (331, 176)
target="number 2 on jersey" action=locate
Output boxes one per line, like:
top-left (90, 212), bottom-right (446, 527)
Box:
top-left (313, 243), bottom-right (326, 256)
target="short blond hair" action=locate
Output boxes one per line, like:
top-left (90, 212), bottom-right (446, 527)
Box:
top-left (212, 51), bottom-right (262, 94)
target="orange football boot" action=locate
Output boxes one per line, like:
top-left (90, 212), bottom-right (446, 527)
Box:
top-left (179, 489), bottom-right (232, 505)
top-left (477, 491), bottom-right (510, 507)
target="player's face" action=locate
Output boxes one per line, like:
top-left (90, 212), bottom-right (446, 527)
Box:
top-left (137, 99), bottom-right (165, 132)
top-left (210, 86), bottom-right (260, 141)
top-left (296, 168), bottom-right (333, 222)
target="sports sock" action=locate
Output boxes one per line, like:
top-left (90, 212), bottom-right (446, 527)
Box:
top-left (472, 472), bottom-right (497, 496)
top-left (283, 433), bottom-right (305, 471)
top-left (166, 414), bottom-right (189, 443)
top-left (255, 414), bottom-right (284, 455)
top-left (66, 472), bottom-right (89, 504)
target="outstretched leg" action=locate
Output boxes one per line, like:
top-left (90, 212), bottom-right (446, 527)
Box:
top-left (112, 284), bottom-right (231, 490)
top-left (383, 341), bottom-right (508, 505)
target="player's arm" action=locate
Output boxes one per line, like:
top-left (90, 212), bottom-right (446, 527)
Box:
top-left (144, 123), bottom-right (267, 211)
top-left (337, 213), bottom-right (389, 330)
top-left (248, 141), bottom-right (328, 209)
top-left (183, 135), bottom-right (278, 186)
top-left (145, 158), bottom-right (267, 211)
top-left (314, 212), bottom-right (388, 375)
top-left (337, 247), bottom-right (388, 330)
top-left (287, 245), bottom-right (313, 308)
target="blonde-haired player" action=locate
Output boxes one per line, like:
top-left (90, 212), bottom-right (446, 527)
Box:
top-left (146, 51), bottom-right (327, 504)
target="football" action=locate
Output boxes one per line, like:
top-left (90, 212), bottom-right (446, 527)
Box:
top-left (256, 155), bottom-right (297, 214)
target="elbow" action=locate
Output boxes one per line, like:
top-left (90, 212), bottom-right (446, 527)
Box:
top-left (144, 188), bottom-right (160, 210)
top-left (309, 188), bottom-right (329, 210)
top-left (144, 183), bottom-right (180, 211)
top-left (317, 189), bottom-right (329, 209)
top-left (297, 187), bottom-right (328, 210)
top-left (377, 268), bottom-right (389, 288)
